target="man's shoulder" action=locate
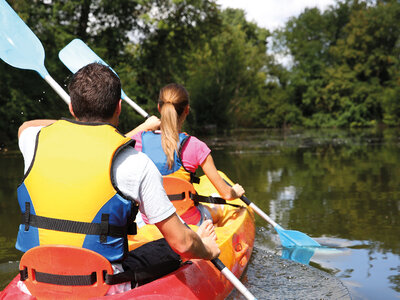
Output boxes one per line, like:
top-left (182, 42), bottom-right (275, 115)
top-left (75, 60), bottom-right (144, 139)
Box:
top-left (114, 145), bottom-right (158, 173)
top-left (19, 126), bottom-right (43, 139)
top-left (116, 146), bottom-right (150, 163)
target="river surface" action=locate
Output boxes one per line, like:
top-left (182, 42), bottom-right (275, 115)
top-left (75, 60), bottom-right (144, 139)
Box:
top-left (0, 128), bottom-right (399, 299)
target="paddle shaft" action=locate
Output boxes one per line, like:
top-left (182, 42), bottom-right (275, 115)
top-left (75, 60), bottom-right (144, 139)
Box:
top-left (212, 259), bottom-right (256, 300)
top-left (241, 196), bottom-right (278, 228)
top-left (182, 221), bottom-right (256, 300)
top-left (224, 179), bottom-right (320, 246)
top-left (241, 194), bottom-right (321, 247)
top-left (222, 178), bottom-right (279, 228)
top-left (123, 94), bottom-right (149, 119)
top-left (43, 74), bottom-right (70, 105)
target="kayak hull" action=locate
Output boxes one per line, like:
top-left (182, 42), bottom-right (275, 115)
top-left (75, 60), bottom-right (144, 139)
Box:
top-left (0, 173), bottom-right (255, 299)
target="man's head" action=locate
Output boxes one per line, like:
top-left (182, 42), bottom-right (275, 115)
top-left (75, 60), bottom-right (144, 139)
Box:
top-left (68, 63), bottom-right (121, 123)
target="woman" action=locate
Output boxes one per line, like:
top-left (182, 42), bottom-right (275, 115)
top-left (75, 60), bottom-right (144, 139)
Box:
top-left (128, 83), bottom-right (245, 225)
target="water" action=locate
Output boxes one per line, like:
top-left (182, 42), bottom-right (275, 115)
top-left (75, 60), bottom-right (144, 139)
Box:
top-left (0, 128), bottom-right (399, 299)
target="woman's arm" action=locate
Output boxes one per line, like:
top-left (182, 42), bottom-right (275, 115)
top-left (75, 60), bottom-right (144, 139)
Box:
top-left (201, 154), bottom-right (245, 200)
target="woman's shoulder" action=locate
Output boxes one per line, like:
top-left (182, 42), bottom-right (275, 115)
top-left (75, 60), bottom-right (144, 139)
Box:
top-left (182, 135), bottom-right (210, 152)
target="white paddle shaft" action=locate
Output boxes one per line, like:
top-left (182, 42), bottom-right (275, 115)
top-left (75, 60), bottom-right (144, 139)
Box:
top-left (220, 267), bottom-right (257, 300)
top-left (44, 74), bottom-right (70, 105)
top-left (124, 95), bottom-right (149, 118)
top-left (249, 202), bottom-right (278, 228)
top-left (182, 220), bottom-right (257, 300)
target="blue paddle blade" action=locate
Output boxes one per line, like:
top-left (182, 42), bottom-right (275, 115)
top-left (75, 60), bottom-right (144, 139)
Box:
top-left (0, 0), bottom-right (48, 78)
top-left (281, 246), bottom-right (316, 265)
top-left (275, 225), bottom-right (321, 247)
top-left (58, 39), bottom-right (128, 99)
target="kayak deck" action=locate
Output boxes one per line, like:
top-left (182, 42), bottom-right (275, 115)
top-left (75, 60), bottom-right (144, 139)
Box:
top-left (1, 173), bottom-right (255, 299)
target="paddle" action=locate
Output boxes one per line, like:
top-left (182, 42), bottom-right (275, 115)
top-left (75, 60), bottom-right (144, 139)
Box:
top-left (0, 0), bottom-right (70, 105)
top-left (59, 38), bottom-right (149, 119)
top-left (181, 221), bottom-right (256, 300)
top-left (222, 175), bottom-right (320, 248)
top-left (241, 195), bottom-right (320, 247)
top-left (212, 258), bottom-right (256, 300)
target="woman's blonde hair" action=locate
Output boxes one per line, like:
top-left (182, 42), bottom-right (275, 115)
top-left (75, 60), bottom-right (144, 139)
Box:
top-left (158, 83), bottom-right (189, 169)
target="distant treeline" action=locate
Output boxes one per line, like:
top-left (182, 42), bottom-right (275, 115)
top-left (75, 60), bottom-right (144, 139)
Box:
top-left (0, 0), bottom-right (399, 146)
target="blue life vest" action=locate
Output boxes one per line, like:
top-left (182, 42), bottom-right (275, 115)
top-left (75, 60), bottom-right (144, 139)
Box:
top-left (141, 131), bottom-right (196, 182)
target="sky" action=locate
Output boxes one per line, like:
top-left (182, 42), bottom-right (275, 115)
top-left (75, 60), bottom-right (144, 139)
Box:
top-left (216, 0), bottom-right (337, 31)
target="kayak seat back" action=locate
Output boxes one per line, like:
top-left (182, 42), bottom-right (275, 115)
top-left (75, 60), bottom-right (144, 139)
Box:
top-left (19, 245), bottom-right (113, 299)
top-left (163, 176), bottom-right (201, 225)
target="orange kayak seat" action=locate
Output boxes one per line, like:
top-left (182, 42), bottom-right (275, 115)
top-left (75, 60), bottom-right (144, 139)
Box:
top-left (163, 176), bottom-right (242, 225)
top-left (19, 245), bottom-right (149, 299)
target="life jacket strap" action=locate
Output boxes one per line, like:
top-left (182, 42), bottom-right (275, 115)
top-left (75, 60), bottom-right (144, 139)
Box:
top-left (190, 173), bottom-right (200, 184)
top-left (166, 192), bottom-right (242, 208)
top-left (167, 192), bottom-right (185, 201)
top-left (22, 203), bottom-right (135, 241)
top-left (177, 135), bottom-right (200, 184)
top-left (190, 193), bottom-right (242, 208)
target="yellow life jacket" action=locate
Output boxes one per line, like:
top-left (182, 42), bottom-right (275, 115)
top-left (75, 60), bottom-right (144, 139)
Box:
top-left (16, 119), bottom-right (137, 262)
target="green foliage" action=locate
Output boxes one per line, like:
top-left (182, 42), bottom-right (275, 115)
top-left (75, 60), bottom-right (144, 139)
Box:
top-left (276, 0), bottom-right (400, 128)
top-left (1, 0), bottom-right (400, 147)
top-left (186, 8), bottom-right (274, 130)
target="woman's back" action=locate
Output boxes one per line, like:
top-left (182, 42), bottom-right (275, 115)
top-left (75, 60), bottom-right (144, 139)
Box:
top-left (134, 131), bottom-right (211, 178)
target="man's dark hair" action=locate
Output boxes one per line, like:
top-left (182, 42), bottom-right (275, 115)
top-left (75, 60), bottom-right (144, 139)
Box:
top-left (68, 63), bottom-right (121, 121)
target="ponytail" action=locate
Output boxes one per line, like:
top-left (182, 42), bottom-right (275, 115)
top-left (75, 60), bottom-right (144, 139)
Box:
top-left (160, 103), bottom-right (179, 169)
top-left (158, 83), bottom-right (190, 169)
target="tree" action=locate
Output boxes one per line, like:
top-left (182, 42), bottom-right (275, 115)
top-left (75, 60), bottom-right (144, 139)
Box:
top-left (186, 8), bottom-right (279, 130)
top-left (273, 0), bottom-right (400, 127)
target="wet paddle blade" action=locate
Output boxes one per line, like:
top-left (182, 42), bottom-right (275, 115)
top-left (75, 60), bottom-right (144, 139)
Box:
top-left (275, 225), bottom-right (321, 247)
top-left (247, 201), bottom-right (321, 248)
top-left (0, 0), bottom-right (48, 77)
top-left (281, 246), bottom-right (316, 265)
top-left (59, 38), bottom-right (149, 118)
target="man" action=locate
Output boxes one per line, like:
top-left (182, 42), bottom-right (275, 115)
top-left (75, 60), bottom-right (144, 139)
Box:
top-left (16, 63), bottom-right (219, 293)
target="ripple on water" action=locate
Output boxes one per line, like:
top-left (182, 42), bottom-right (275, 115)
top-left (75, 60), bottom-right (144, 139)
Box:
top-left (228, 247), bottom-right (351, 300)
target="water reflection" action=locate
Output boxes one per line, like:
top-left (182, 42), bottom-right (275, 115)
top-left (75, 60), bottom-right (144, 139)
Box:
top-left (207, 128), bottom-right (400, 299)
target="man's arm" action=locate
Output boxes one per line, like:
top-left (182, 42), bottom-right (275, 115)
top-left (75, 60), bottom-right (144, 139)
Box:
top-left (155, 213), bottom-right (220, 260)
top-left (125, 116), bottom-right (160, 138)
top-left (18, 119), bottom-right (57, 138)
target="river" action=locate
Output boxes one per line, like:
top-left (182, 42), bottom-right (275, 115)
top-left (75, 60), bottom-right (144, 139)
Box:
top-left (0, 128), bottom-right (399, 299)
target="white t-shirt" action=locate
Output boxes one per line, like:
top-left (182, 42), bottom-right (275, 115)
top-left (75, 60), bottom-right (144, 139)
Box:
top-left (18, 126), bottom-right (176, 224)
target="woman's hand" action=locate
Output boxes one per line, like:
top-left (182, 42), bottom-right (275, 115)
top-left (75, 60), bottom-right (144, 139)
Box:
top-left (231, 183), bottom-right (245, 199)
